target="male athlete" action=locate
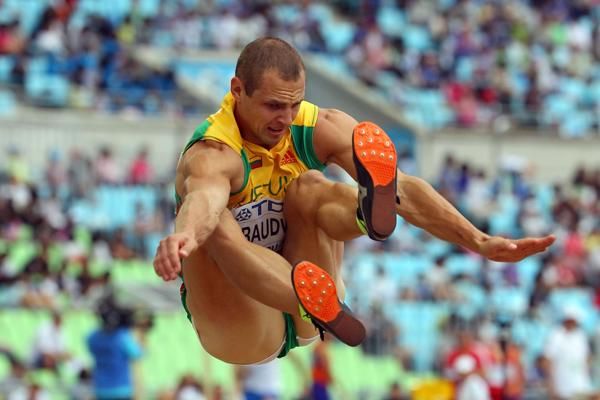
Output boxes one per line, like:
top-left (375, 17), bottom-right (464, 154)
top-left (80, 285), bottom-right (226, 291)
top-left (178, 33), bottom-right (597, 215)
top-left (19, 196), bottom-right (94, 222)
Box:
top-left (153, 37), bottom-right (555, 365)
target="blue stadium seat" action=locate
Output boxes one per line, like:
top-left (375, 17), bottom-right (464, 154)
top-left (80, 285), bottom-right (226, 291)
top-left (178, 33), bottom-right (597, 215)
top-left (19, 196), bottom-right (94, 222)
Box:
top-left (95, 186), bottom-right (157, 228)
top-left (455, 57), bottom-right (474, 82)
top-left (512, 317), bottom-right (552, 363)
top-left (7, 0), bottom-right (49, 35)
top-left (389, 302), bottom-right (447, 371)
top-left (454, 282), bottom-right (486, 314)
top-left (533, 183), bottom-right (555, 216)
top-left (25, 73), bottom-right (70, 107)
top-left (559, 111), bottom-right (593, 138)
top-left (515, 257), bottom-right (541, 291)
top-left (423, 240), bottom-right (452, 258)
top-left (350, 253), bottom-right (378, 284)
top-left (0, 56), bottom-right (15, 83)
top-left (401, 24), bottom-right (432, 51)
top-left (444, 254), bottom-right (481, 277)
top-left (559, 77), bottom-right (586, 101)
top-left (320, 20), bottom-right (356, 53)
top-left (271, 4), bottom-right (300, 25)
top-left (377, 6), bottom-right (406, 38)
top-left (491, 287), bottom-right (528, 316)
top-left (383, 254), bottom-right (431, 286)
top-left (307, 3), bottom-right (334, 25)
top-left (541, 94), bottom-right (575, 125)
top-left (138, 0), bottom-right (160, 17)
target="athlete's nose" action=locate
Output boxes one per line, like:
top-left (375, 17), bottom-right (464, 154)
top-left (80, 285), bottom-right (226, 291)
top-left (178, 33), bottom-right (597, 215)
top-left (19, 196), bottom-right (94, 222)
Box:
top-left (278, 107), bottom-right (294, 126)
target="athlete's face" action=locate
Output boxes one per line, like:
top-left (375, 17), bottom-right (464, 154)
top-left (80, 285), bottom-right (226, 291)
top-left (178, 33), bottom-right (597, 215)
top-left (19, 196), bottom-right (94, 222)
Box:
top-left (232, 69), bottom-right (305, 148)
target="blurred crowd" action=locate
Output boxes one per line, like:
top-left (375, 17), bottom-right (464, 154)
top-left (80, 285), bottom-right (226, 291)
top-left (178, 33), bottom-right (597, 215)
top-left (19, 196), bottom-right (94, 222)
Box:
top-left (1, 0), bottom-right (599, 133)
top-left (1, 139), bottom-right (599, 398)
top-left (0, 144), bottom-right (173, 310)
top-left (341, 153), bottom-right (600, 399)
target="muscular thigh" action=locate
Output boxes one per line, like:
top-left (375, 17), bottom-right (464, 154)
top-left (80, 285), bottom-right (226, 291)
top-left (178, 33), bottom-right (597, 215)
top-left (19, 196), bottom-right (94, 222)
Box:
top-left (182, 248), bottom-right (286, 364)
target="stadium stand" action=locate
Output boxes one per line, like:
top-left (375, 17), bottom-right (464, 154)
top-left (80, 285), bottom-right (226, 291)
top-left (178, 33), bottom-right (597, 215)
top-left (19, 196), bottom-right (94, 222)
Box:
top-left (0, 1), bottom-right (599, 399)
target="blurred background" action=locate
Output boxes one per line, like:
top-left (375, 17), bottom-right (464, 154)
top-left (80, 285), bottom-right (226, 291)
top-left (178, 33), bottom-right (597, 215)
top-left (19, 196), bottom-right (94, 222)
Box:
top-left (0, 0), bottom-right (599, 399)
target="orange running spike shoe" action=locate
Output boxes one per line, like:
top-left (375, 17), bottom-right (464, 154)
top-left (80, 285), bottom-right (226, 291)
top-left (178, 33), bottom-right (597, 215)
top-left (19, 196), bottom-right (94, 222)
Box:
top-left (352, 121), bottom-right (398, 241)
top-left (292, 261), bottom-right (365, 347)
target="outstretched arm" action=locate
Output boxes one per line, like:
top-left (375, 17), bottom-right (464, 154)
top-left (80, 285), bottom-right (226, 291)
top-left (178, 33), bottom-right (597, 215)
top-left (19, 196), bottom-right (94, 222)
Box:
top-left (312, 108), bottom-right (555, 262)
top-left (153, 140), bottom-right (242, 281)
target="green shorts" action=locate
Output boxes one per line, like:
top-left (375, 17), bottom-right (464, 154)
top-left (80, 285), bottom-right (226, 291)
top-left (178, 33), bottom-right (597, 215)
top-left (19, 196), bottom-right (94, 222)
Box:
top-left (180, 282), bottom-right (299, 359)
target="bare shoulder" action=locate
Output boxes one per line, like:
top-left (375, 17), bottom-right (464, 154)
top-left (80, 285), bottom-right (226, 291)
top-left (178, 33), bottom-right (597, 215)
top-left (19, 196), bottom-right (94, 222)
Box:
top-left (179, 140), bottom-right (242, 178)
top-left (313, 108), bottom-right (358, 167)
top-left (316, 108), bottom-right (354, 125)
top-left (176, 140), bottom-right (244, 196)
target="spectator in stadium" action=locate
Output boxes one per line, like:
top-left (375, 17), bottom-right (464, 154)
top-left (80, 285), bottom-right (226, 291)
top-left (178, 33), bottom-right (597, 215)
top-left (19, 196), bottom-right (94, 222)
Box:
top-left (153, 36), bottom-right (554, 368)
top-left (310, 338), bottom-right (333, 400)
top-left (128, 147), bottom-right (154, 185)
top-left (94, 147), bottom-right (121, 185)
top-left (19, 267), bottom-right (60, 309)
top-left (361, 302), bottom-right (401, 357)
top-left (87, 296), bottom-right (144, 400)
top-left (454, 354), bottom-right (491, 400)
top-left (383, 382), bottom-right (410, 400)
top-left (543, 307), bottom-right (593, 400)
top-left (69, 368), bottom-right (94, 400)
top-left (173, 374), bottom-right (206, 400)
top-left (367, 264), bottom-right (398, 306)
top-left (31, 311), bottom-right (70, 372)
top-left (0, 355), bottom-right (27, 399)
top-left (108, 228), bottom-right (137, 260)
top-left (0, 19), bottom-right (25, 55)
top-left (526, 355), bottom-right (550, 400)
top-left (67, 149), bottom-right (94, 200)
top-left (425, 256), bottom-right (454, 301)
top-left (235, 359), bottom-right (283, 400)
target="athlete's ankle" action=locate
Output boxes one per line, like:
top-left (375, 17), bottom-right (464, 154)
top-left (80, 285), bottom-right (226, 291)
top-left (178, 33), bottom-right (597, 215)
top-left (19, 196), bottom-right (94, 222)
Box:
top-left (355, 208), bottom-right (368, 235)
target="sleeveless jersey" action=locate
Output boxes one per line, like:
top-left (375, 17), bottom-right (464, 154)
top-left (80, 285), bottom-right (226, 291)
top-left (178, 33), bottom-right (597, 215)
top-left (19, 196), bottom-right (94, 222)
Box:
top-left (177, 92), bottom-right (325, 252)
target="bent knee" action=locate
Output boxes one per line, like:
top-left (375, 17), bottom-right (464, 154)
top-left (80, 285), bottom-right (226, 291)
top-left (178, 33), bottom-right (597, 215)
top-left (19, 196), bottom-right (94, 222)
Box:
top-left (285, 171), bottom-right (330, 219)
top-left (286, 170), bottom-right (329, 201)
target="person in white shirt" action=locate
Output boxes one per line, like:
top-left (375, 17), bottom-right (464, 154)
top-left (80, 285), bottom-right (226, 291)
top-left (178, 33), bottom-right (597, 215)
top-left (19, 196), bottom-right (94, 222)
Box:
top-left (543, 307), bottom-right (593, 400)
top-left (454, 354), bottom-right (491, 400)
top-left (235, 359), bottom-right (283, 400)
top-left (31, 311), bottom-right (70, 371)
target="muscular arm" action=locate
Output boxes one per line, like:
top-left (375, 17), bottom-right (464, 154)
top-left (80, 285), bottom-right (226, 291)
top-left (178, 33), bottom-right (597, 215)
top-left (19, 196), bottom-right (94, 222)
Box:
top-left (154, 140), bottom-right (241, 280)
top-left (313, 109), bottom-right (554, 260)
top-left (175, 143), bottom-right (235, 246)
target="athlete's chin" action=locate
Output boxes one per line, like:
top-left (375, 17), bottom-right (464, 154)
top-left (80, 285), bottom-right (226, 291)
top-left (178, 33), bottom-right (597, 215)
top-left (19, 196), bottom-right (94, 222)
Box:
top-left (262, 131), bottom-right (285, 145)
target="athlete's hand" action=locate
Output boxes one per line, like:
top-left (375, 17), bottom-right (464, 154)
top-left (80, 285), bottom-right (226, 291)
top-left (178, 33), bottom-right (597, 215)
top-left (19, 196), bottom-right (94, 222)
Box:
top-left (478, 234), bottom-right (555, 262)
top-left (153, 232), bottom-right (198, 281)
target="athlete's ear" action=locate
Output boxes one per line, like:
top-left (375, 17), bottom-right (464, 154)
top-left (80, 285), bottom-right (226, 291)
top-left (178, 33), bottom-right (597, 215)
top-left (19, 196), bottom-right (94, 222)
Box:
top-left (230, 77), bottom-right (243, 101)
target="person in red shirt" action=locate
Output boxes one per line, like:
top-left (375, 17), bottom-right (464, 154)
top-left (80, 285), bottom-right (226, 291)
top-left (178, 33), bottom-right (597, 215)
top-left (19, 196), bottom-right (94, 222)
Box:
top-left (311, 338), bottom-right (333, 400)
top-left (128, 148), bottom-right (153, 185)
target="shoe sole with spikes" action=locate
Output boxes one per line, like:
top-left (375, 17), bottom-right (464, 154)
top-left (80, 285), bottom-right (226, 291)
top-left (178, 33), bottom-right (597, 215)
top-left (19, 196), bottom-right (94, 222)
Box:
top-left (291, 261), bottom-right (365, 347)
top-left (352, 121), bottom-right (398, 241)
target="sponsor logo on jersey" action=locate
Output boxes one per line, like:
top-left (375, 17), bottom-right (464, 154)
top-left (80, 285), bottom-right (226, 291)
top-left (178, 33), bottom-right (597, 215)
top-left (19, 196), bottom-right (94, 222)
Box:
top-left (232, 198), bottom-right (286, 252)
top-left (281, 149), bottom-right (298, 166)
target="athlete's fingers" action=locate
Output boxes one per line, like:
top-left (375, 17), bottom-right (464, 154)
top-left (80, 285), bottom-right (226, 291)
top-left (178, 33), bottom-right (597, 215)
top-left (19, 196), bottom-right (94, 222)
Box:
top-left (157, 238), bottom-right (177, 281)
top-left (178, 237), bottom-right (196, 258)
top-left (153, 243), bottom-right (168, 278)
top-left (154, 239), bottom-right (167, 280)
top-left (165, 236), bottom-right (182, 280)
top-left (152, 250), bottom-right (163, 278)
